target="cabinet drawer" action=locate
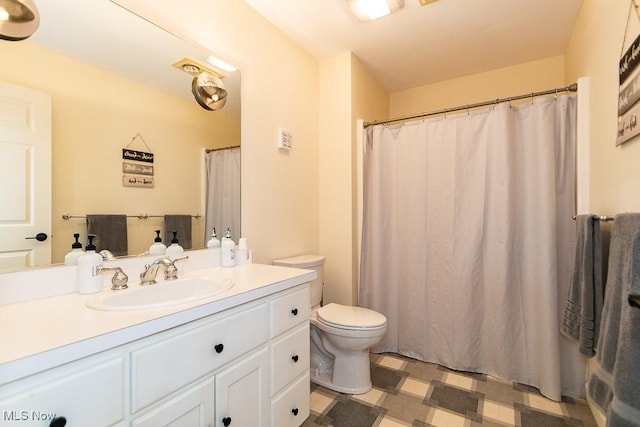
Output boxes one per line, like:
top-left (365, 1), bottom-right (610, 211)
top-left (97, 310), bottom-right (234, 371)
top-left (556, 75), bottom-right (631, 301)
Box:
top-left (132, 302), bottom-right (269, 411)
top-left (271, 372), bottom-right (310, 427)
top-left (0, 356), bottom-right (125, 426)
top-left (271, 286), bottom-right (310, 337)
top-left (270, 323), bottom-right (310, 394)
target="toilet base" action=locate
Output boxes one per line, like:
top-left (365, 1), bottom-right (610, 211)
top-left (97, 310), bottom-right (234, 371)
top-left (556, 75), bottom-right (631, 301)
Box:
top-left (310, 370), bottom-right (372, 395)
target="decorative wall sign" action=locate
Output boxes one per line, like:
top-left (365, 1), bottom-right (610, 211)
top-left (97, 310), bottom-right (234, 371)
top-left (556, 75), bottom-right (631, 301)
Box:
top-left (122, 162), bottom-right (154, 176)
top-left (122, 133), bottom-right (155, 188)
top-left (123, 175), bottom-right (154, 188)
top-left (122, 148), bottom-right (154, 163)
top-left (617, 1), bottom-right (640, 145)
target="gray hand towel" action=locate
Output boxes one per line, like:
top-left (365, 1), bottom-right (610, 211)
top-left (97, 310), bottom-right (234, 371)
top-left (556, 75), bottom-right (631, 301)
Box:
top-left (587, 213), bottom-right (640, 426)
top-left (560, 214), bottom-right (603, 357)
top-left (86, 214), bottom-right (128, 257)
top-left (164, 215), bottom-right (192, 249)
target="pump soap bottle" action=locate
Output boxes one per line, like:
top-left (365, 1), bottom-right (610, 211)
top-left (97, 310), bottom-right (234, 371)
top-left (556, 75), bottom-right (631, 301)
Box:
top-left (207, 227), bottom-right (221, 267)
top-left (78, 234), bottom-right (103, 294)
top-left (65, 233), bottom-right (85, 265)
top-left (166, 231), bottom-right (185, 276)
top-left (149, 230), bottom-right (167, 255)
top-left (221, 228), bottom-right (236, 267)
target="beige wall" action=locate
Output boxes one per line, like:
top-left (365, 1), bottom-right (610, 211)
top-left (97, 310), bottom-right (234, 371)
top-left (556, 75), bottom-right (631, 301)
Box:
top-left (566, 0), bottom-right (638, 214)
top-left (0, 42), bottom-right (239, 263)
top-left (319, 53), bottom-right (353, 305)
top-left (317, 53), bottom-right (389, 306)
top-left (131, 0), bottom-right (321, 264)
top-left (390, 55), bottom-right (566, 118)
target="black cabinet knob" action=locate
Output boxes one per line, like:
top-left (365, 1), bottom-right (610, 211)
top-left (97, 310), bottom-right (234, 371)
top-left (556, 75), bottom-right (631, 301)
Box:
top-left (222, 416), bottom-right (232, 426)
top-left (214, 343), bottom-right (224, 353)
top-left (49, 416), bottom-right (67, 427)
top-left (292, 408), bottom-right (299, 416)
top-left (291, 308), bottom-right (298, 316)
top-left (292, 354), bottom-right (299, 363)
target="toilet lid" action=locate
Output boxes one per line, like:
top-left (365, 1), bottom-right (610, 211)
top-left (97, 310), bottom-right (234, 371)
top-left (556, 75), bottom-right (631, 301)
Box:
top-left (317, 303), bottom-right (387, 329)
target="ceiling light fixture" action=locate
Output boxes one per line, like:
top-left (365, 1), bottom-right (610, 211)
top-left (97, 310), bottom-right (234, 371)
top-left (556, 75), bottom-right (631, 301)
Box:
top-left (345, 0), bottom-right (404, 22)
top-left (192, 72), bottom-right (228, 111)
top-left (0, 0), bottom-right (40, 41)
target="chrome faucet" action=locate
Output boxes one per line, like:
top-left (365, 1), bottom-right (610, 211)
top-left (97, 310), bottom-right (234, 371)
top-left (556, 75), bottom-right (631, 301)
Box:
top-left (140, 256), bottom-right (188, 285)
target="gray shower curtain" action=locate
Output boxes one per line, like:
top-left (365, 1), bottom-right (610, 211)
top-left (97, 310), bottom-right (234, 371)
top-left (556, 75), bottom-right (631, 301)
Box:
top-left (203, 148), bottom-right (241, 243)
top-left (359, 95), bottom-right (582, 400)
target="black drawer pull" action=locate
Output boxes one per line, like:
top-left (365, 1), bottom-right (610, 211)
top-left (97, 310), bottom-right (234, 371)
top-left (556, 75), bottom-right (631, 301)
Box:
top-left (222, 416), bottom-right (232, 426)
top-left (50, 417), bottom-right (67, 427)
top-left (292, 408), bottom-right (299, 416)
top-left (214, 343), bottom-right (224, 353)
top-left (291, 308), bottom-right (298, 316)
top-left (292, 354), bottom-right (299, 363)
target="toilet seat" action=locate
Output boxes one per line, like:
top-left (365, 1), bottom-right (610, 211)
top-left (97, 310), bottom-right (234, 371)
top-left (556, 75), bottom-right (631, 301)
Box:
top-left (317, 303), bottom-right (387, 331)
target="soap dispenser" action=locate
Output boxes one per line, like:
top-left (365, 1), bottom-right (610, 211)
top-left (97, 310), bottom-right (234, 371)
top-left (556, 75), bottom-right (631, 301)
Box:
top-left (221, 228), bottom-right (236, 267)
top-left (64, 233), bottom-right (85, 265)
top-left (77, 234), bottom-right (103, 294)
top-left (149, 230), bottom-right (167, 255)
top-left (207, 227), bottom-right (221, 267)
top-left (166, 231), bottom-right (185, 276)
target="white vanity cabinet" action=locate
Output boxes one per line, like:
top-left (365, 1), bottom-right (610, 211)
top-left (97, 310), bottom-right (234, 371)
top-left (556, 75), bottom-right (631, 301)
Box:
top-left (0, 282), bottom-right (310, 427)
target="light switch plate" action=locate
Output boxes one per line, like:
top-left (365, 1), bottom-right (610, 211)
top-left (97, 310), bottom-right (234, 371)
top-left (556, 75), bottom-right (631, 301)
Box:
top-left (278, 128), bottom-right (292, 150)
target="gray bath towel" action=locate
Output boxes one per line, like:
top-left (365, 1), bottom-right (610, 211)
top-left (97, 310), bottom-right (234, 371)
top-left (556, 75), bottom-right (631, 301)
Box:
top-left (164, 215), bottom-right (192, 249)
top-left (560, 214), bottom-right (603, 357)
top-left (587, 213), bottom-right (640, 426)
top-left (86, 214), bottom-right (128, 257)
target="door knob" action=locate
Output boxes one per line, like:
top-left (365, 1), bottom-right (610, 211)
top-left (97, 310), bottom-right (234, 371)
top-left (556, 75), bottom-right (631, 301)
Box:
top-left (25, 232), bottom-right (48, 242)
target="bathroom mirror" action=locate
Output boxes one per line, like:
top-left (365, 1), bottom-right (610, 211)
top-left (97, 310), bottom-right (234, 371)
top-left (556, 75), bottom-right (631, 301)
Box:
top-left (0, 0), bottom-right (241, 271)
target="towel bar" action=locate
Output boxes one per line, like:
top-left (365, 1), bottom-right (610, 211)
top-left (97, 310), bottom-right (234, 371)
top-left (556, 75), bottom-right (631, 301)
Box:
top-left (62, 214), bottom-right (201, 220)
top-left (572, 215), bottom-right (614, 222)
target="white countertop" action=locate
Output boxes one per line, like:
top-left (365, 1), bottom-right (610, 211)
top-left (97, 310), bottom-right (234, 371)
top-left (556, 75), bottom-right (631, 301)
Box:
top-left (0, 263), bottom-right (315, 385)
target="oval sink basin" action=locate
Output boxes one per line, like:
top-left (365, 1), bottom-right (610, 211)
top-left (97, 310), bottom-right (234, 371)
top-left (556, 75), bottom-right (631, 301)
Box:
top-left (86, 276), bottom-right (234, 311)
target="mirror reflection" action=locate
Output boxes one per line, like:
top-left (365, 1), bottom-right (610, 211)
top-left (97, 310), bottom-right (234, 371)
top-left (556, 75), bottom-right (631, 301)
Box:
top-left (0, 0), bottom-right (241, 272)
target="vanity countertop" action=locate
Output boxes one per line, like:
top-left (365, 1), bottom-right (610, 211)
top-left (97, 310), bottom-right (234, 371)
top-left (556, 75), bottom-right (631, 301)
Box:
top-left (0, 263), bottom-right (315, 385)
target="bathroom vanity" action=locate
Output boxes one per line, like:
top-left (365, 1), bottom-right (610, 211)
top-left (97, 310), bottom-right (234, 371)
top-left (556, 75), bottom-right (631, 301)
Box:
top-left (0, 258), bottom-right (313, 426)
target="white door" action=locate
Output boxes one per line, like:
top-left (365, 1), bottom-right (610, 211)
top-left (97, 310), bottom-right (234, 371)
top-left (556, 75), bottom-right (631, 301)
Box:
top-left (0, 81), bottom-right (52, 271)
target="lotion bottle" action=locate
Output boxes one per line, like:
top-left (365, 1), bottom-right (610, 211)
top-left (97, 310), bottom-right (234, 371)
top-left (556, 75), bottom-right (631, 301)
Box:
top-left (78, 234), bottom-right (103, 294)
top-left (149, 229), bottom-right (167, 255)
top-left (207, 227), bottom-right (221, 267)
top-left (64, 233), bottom-right (85, 265)
top-left (221, 228), bottom-right (236, 267)
top-left (166, 231), bottom-right (185, 276)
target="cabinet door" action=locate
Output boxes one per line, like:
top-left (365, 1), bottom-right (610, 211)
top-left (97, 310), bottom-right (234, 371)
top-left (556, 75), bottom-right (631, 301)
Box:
top-left (215, 347), bottom-right (268, 427)
top-left (132, 377), bottom-right (214, 427)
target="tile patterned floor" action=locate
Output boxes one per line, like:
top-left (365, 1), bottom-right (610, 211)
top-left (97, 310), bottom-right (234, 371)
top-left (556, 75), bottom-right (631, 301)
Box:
top-left (302, 353), bottom-right (597, 427)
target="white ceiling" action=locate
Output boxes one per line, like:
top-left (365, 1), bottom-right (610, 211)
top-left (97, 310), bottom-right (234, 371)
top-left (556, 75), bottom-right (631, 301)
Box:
top-left (27, 0), bottom-right (241, 116)
top-left (245, 0), bottom-right (584, 92)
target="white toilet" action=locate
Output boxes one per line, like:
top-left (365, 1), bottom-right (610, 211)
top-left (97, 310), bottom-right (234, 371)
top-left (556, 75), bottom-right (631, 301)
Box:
top-left (273, 255), bottom-right (387, 394)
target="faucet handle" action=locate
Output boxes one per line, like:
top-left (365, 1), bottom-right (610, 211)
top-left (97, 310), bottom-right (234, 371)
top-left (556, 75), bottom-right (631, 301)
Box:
top-left (164, 256), bottom-right (189, 280)
top-left (96, 266), bottom-right (129, 290)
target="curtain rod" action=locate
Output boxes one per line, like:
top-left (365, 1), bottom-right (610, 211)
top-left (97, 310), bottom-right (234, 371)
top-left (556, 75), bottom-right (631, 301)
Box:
top-left (364, 83), bottom-right (578, 128)
top-left (206, 145), bottom-right (240, 153)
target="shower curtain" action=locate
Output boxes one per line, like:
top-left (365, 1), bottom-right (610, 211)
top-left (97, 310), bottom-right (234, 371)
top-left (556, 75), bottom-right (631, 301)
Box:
top-left (360, 95), bottom-right (581, 400)
top-left (203, 148), bottom-right (241, 242)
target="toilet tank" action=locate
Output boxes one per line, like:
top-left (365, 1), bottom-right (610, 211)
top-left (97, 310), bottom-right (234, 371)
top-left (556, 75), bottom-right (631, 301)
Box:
top-left (273, 255), bottom-right (325, 308)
